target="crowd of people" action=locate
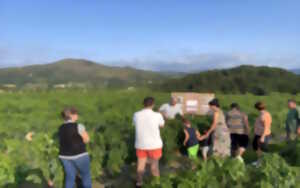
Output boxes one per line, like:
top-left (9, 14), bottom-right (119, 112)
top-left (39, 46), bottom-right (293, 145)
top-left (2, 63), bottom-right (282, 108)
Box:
top-left (57, 97), bottom-right (300, 188)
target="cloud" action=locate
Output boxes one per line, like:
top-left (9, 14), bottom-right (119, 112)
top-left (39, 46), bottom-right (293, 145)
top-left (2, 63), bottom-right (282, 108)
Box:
top-left (115, 53), bottom-right (300, 72)
top-left (0, 46), bottom-right (299, 72)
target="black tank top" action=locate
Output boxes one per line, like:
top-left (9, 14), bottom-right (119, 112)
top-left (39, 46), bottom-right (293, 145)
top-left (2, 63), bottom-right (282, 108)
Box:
top-left (59, 123), bottom-right (87, 156)
top-left (186, 127), bottom-right (199, 147)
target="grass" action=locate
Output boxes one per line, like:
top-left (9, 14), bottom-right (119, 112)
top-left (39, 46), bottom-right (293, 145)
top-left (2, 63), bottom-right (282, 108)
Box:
top-left (1, 89), bottom-right (300, 187)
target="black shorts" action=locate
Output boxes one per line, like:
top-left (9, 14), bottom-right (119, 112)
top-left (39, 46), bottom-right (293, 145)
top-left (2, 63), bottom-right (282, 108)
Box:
top-left (200, 134), bottom-right (212, 147)
top-left (230, 134), bottom-right (249, 150)
top-left (252, 135), bottom-right (271, 152)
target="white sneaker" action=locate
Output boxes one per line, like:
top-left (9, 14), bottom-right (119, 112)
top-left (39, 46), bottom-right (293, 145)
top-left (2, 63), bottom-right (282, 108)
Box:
top-left (251, 161), bottom-right (260, 168)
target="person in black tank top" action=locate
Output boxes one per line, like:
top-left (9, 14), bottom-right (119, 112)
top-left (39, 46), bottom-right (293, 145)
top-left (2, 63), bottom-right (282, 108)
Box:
top-left (59, 107), bottom-right (92, 188)
top-left (183, 119), bottom-right (205, 159)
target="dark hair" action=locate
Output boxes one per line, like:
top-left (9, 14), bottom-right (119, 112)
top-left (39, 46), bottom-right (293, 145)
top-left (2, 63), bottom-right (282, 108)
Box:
top-left (182, 118), bottom-right (190, 125)
top-left (61, 107), bottom-right (78, 120)
top-left (209, 98), bottom-right (220, 107)
top-left (230, 103), bottom-right (240, 110)
top-left (143, 97), bottom-right (155, 107)
top-left (254, 102), bottom-right (265, 111)
top-left (288, 99), bottom-right (296, 104)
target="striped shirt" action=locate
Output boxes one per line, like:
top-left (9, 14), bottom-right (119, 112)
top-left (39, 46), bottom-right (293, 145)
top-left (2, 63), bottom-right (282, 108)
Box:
top-left (226, 109), bottom-right (248, 135)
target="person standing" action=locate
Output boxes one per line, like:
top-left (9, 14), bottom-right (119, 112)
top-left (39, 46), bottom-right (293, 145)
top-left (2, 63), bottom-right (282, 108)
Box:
top-left (226, 103), bottom-right (250, 162)
top-left (204, 99), bottom-right (231, 157)
top-left (133, 97), bottom-right (165, 188)
top-left (182, 118), bottom-right (204, 159)
top-left (285, 99), bottom-right (299, 141)
top-left (159, 96), bottom-right (183, 119)
top-left (253, 102), bottom-right (272, 161)
top-left (58, 107), bottom-right (92, 188)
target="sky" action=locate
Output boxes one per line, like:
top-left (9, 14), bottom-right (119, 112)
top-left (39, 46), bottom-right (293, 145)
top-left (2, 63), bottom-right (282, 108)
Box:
top-left (1, 0), bottom-right (300, 71)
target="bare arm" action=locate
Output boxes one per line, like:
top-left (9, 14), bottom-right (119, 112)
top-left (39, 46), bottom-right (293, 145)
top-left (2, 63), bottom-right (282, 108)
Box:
top-left (80, 131), bottom-right (90, 144)
top-left (160, 112), bottom-right (168, 120)
top-left (260, 114), bottom-right (270, 142)
top-left (159, 105), bottom-right (167, 119)
top-left (244, 115), bottom-right (250, 135)
top-left (196, 130), bottom-right (205, 141)
top-left (183, 129), bottom-right (189, 146)
top-left (206, 112), bottom-right (219, 136)
top-left (261, 119), bottom-right (268, 138)
top-left (159, 114), bottom-right (165, 128)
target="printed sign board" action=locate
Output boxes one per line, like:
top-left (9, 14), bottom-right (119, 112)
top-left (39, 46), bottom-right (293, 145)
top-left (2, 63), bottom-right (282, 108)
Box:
top-left (171, 92), bottom-right (215, 115)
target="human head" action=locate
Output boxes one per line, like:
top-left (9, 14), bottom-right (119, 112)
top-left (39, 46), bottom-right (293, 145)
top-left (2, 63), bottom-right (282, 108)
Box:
top-left (182, 118), bottom-right (191, 127)
top-left (61, 107), bottom-right (78, 122)
top-left (254, 102), bottom-right (265, 111)
top-left (143, 97), bottom-right (155, 108)
top-left (288, 99), bottom-right (297, 109)
top-left (170, 96), bottom-right (177, 106)
top-left (230, 103), bottom-right (240, 110)
top-left (209, 98), bottom-right (220, 111)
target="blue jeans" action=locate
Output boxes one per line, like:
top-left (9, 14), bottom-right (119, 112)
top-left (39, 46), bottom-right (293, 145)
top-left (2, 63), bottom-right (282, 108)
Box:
top-left (60, 155), bottom-right (92, 188)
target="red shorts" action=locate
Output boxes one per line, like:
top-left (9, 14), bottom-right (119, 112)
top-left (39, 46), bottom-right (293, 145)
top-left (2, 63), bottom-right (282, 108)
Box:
top-left (136, 148), bottom-right (162, 160)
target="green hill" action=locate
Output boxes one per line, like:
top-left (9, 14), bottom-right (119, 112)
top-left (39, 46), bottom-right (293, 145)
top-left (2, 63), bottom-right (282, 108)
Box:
top-left (158, 65), bottom-right (300, 95)
top-left (292, 69), bottom-right (300, 75)
top-left (1, 62), bottom-right (299, 94)
top-left (0, 59), bottom-right (167, 88)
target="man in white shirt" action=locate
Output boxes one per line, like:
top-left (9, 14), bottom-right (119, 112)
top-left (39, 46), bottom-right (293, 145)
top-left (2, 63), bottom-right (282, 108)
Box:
top-left (133, 97), bottom-right (165, 187)
top-left (159, 96), bottom-right (183, 119)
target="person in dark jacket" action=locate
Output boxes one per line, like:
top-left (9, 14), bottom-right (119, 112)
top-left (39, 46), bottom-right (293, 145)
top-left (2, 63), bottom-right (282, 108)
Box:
top-left (58, 107), bottom-right (91, 188)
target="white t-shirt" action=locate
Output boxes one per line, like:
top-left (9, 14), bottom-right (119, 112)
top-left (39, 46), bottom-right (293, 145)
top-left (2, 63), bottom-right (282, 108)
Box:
top-left (159, 103), bottom-right (183, 119)
top-left (133, 109), bottom-right (165, 150)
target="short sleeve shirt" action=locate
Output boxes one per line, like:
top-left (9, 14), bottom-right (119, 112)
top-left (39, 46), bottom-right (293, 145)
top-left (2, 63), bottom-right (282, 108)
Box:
top-left (133, 109), bottom-right (165, 149)
top-left (77, 124), bottom-right (86, 135)
top-left (286, 109), bottom-right (299, 127)
top-left (65, 121), bottom-right (86, 135)
top-left (226, 109), bottom-right (248, 134)
top-left (159, 103), bottom-right (183, 119)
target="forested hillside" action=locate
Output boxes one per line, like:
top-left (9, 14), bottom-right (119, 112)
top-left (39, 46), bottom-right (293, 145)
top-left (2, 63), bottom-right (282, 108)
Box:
top-left (0, 59), bottom-right (167, 88)
top-left (159, 65), bottom-right (300, 95)
top-left (1, 61), bottom-right (299, 95)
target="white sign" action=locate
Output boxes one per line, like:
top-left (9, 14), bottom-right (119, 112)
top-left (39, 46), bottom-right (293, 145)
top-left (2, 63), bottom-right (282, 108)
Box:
top-left (171, 92), bottom-right (215, 115)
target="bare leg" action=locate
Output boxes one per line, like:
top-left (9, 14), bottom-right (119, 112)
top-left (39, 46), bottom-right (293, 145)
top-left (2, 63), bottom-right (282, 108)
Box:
top-left (149, 159), bottom-right (160, 177)
top-left (256, 149), bottom-right (262, 158)
top-left (286, 132), bottom-right (291, 141)
top-left (136, 158), bottom-right (147, 186)
top-left (202, 146), bottom-right (209, 161)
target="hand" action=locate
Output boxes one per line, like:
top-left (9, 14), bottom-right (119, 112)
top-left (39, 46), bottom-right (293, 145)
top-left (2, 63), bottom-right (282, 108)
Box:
top-left (183, 142), bottom-right (187, 146)
top-left (204, 132), bottom-right (210, 138)
top-left (198, 135), bottom-right (206, 141)
top-left (260, 136), bottom-right (265, 143)
top-left (297, 127), bottom-right (300, 136)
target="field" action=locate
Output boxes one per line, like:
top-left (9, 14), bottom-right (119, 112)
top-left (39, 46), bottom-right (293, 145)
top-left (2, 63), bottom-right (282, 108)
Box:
top-left (1, 89), bottom-right (300, 188)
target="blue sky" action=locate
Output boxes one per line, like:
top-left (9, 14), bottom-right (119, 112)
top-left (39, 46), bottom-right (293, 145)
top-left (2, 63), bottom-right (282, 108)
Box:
top-left (1, 0), bottom-right (300, 71)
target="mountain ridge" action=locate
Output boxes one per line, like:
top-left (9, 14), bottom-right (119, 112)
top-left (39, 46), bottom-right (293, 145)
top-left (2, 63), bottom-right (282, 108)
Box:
top-left (0, 59), bottom-right (299, 94)
top-left (159, 65), bottom-right (300, 95)
top-left (0, 59), bottom-right (167, 88)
